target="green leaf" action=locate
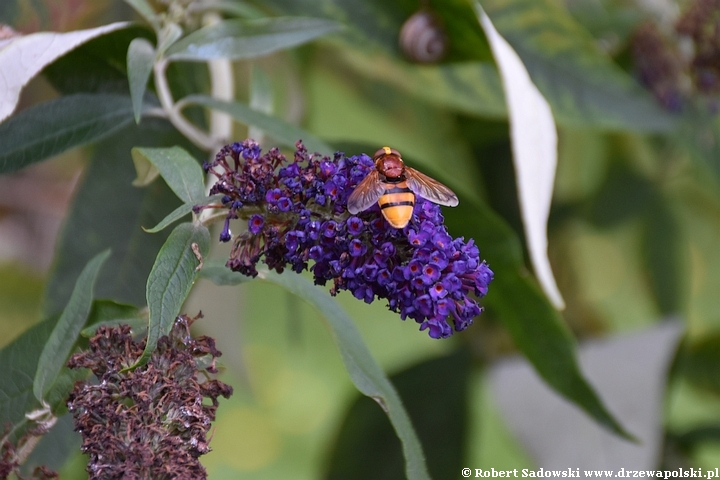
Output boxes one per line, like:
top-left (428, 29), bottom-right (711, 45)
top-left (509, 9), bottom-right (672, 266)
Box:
top-left (338, 51), bottom-right (507, 119)
top-left (80, 300), bottom-right (148, 338)
top-left (326, 350), bottom-right (471, 480)
top-left (0, 318), bottom-right (55, 440)
top-left (488, 271), bottom-right (633, 440)
top-left (80, 299), bottom-right (146, 338)
top-left (480, 0), bottom-right (676, 131)
top-left (86, 299), bottom-right (141, 326)
top-left (443, 187), bottom-right (631, 439)
top-left (81, 316), bottom-right (149, 338)
top-left (22, 414), bottom-right (79, 475)
top-left (641, 201), bottom-right (686, 315)
top-left (0, 94), bottom-right (135, 174)
top-left (33, 250), bottom-right (110, 402)
top-left (124, 0), bottom-right (161, 31)
top-left (144, 194), bottom-right (224, 234)
top-left (166, 17), bottom-right (343, 61)
top-left (41, 25), bottom-right (154, 96)
top-left (133, 222), bottom-right (210, 368)
top-left (131, 146), bottom-right (206, 204)
top-left (183, 94), bottom-right (332, 155)
top-left (144, 203), bottom-right (194, 234)
top-left (676, 333), bottom-right (720, 395)
top-left (43, 121), bottom-right (184, 316)
top-left (157, 23), bottom-right (183, 54)
top-left (127, 38), bottom-right (156, 124)
top-left (193, 0), bottom-right (266, 19)
top-left (256, 269), bottom-right (431, 480)
top-left (200, 264), bottom-right (253, 286)
top-left (199, 263), bottom-right (254, 286)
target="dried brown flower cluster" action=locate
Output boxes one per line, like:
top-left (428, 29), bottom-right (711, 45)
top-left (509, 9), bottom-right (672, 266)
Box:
top-left (677, 0), bottom-right (720, 94)
top-left (66, 315), bottom-right (233, 480)
top-left (632, 0), bottom-right (720, 109)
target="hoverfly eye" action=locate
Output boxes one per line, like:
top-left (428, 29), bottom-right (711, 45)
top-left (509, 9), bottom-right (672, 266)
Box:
top-left (390, 148), bottom-right (402, 158)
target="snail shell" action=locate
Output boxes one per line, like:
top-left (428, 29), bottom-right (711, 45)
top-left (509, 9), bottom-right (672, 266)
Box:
top-left (399, 10), bottom-right (448, 63)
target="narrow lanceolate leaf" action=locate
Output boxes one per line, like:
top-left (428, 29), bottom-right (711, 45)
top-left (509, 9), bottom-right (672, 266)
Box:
top-left (157, 23), bottom-right (183, 55)
top-left (133, 222), bottom-right (209, 368)
top-left (127, 38), bottom-right (156, 124)
top-left (489, 271), bottom-right (633, 440)
top-left (0, 22), bottom-right (130, 123)
top-left (123, 0), bottom-right (161, 32)
top-left (257, 269), bottom-right (431, 480)
top-left (476, 5), bottom-right (564, 310)
top-left (131, 146), bottom-right (206, 204)
top-left (199, 263), bottom-right (254, 286)
top-left (0, 94), bottom-right (135, 174)
top-left (33, 250), bottom-right (110, 402)
top-left (144, 194), bottom-right (224, 233)
top-left (183, 94), bottom-right (332, 155)
top-left (165, 17), bottom-right (343, 61)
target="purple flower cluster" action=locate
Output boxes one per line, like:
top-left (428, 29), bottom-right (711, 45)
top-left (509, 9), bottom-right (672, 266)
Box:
top-left (200, 139), bottom-right (493, 338)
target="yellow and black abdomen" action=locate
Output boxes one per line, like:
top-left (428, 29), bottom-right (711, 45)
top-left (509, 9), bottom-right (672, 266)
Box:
top-left (378, 181), bottom-right (415, 228)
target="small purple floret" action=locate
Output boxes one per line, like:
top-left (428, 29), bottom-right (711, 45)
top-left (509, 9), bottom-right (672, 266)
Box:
top-left (201, 139), bottom-right (493, 338)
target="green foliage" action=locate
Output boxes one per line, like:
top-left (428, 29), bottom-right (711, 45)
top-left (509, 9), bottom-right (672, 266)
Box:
top-left (201, 265), bottom-right (431, 480)
top-left (2, 0), bottom-right (719, 476)
top-left (184, 94), bottom-right (333, 154)
top-left (166, 17), bottom-right (344, 61)
top-left (0, 94), bottom-right (136, 174)
top-left (325, 350), bottom-right (471, 480)
top-left (135, 222), bottom-right (209, 367)
top-left (34, 250), bottom-right (110, 402)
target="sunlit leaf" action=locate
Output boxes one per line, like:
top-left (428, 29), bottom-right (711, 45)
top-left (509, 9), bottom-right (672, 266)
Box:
top-left (476, 5), bottom-right (564, 310)
top-left (0, 22), bottom-right (130, 123)
top-left (166, 17), bottom-right (343, 61)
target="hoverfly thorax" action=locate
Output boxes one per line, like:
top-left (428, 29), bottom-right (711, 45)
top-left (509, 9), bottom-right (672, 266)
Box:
top-left (375, 154), bottom-right (405, 180)
top-left (347, 146), bottom-right (459, 229)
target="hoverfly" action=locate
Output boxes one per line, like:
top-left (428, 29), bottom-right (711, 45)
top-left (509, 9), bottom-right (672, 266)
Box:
top-left (347, 146), bottom-right (458, 229)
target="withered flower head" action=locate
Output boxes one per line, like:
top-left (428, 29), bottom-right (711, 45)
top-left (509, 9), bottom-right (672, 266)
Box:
top-left (66, 315), bottom-right (232, 480)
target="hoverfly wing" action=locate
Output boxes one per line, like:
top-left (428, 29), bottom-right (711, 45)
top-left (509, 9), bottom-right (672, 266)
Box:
top-left (347, 169), bottom-right (385, 214)
top-left (405, 167), bottom-right (459, 207)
